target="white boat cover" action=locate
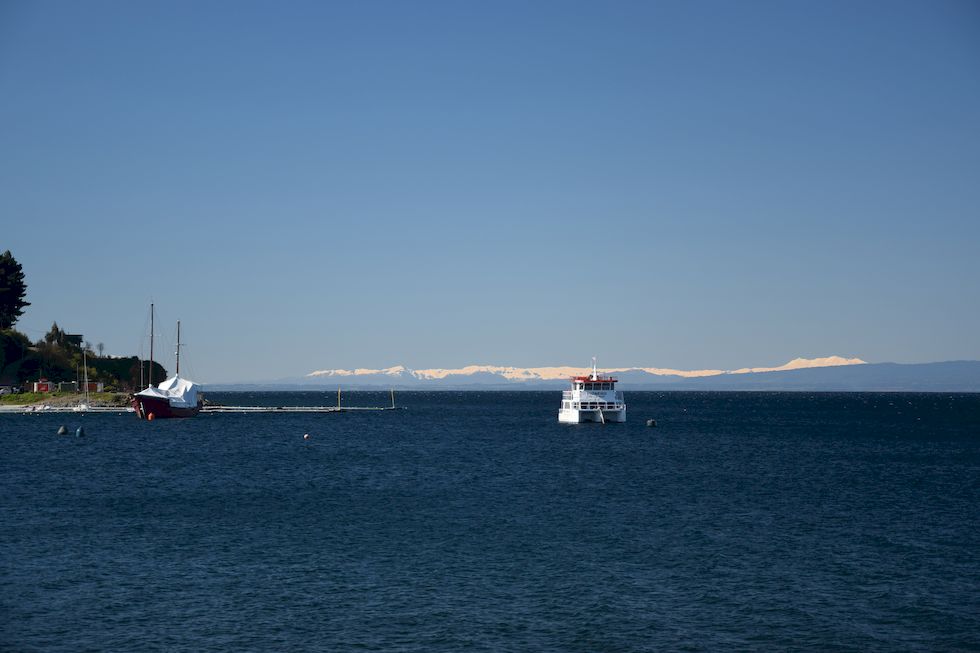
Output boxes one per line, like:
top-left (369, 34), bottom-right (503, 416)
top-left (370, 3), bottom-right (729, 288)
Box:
top-left (135, 375), bottom-right (201, 408)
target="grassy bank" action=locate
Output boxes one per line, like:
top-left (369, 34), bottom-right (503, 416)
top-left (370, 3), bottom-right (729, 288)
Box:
top-left (0, 392), bottom-right (130, 407)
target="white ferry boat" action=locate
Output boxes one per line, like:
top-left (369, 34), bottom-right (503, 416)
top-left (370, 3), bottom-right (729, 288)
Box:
top-left (558, 359), bottom-right (626, 424)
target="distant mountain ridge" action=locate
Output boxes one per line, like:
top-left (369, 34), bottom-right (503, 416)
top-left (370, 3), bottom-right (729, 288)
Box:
top-left (662, 360), bottom-right (980, 392)
top-left (303, 356), bottom-right (866, 383)
top-left (206, 357), bottom-right (980, 392)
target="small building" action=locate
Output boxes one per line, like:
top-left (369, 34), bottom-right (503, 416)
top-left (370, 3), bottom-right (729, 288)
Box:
top-left (58, 381), bottom-right (79, 393)
top-left (85, 382), bottom-right (104, 393)
top-left (33, 379), bottom-right (54, 393)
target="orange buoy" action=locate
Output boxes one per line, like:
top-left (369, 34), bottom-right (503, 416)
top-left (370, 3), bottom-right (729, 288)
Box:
top-left (147, 412), bottom-right (155, 421)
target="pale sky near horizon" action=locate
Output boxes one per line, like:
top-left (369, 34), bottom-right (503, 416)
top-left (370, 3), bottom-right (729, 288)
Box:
top-left (2, 0), bottom-right (978, 382)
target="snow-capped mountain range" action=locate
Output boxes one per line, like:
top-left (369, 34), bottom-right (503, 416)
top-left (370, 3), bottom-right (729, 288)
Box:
top-left (206, 357), bottom-right (980, 391)
top-left (303, 356), bottom-right (866, 385)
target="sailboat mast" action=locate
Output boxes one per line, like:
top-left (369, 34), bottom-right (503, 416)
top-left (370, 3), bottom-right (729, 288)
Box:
top-left (176, 320), bottom-right (181, 376)
top-left (149, 303), bottom-right (154, 388)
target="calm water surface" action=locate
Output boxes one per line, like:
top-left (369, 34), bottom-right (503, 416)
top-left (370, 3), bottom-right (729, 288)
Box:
top-left (2, 391), bottom-right (979, 651)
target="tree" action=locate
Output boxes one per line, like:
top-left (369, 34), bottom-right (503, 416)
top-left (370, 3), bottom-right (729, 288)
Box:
top-left (97, 343), bottom-right (104, 357)
top-left (0, 250), bottom-right (30, 329)
top-left (44, 322), bottom-right (65, 347)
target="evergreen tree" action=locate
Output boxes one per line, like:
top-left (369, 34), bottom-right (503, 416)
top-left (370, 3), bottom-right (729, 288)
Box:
top-left (44, 322), bottom-right (65, 346)
top-left (0, 250), bottom-right (30, 329)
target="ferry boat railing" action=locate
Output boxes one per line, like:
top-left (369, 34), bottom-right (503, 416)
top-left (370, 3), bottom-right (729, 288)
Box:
top-left (562, 390), bottom-right (625, 402)
top-left (565, 401), bottom-right (626, 410)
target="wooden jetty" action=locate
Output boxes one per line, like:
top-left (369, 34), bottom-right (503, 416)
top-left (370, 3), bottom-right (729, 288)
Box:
top-left (201, 405), bottom-right (400, 414)
top-left (202, 387), bottom-right (400, 413)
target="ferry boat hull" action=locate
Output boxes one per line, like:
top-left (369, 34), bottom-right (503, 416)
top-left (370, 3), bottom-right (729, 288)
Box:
top-left (558, 406), bottom-right (626, 424)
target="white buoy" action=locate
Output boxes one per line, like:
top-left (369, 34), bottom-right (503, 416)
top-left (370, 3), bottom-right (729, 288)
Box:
top-left (303, 433), bottom-right (310, 440)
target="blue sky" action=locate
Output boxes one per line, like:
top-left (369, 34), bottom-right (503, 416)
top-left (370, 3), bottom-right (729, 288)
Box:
top-left (2, 0), bottom-right (978, 382)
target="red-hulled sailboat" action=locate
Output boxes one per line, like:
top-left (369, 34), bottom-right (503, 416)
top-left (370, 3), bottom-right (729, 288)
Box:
top-left (131, 305), bottom-right (204, 419)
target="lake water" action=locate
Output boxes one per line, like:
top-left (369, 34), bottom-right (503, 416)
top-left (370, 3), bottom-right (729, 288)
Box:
top-left (2, 391), bottom-right (978, 651)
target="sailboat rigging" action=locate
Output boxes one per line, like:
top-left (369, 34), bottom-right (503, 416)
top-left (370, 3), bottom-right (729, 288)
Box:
top-left (73, 346), bottom-right (91, 412)
top-left (131, 304), bottom-right (203, 419)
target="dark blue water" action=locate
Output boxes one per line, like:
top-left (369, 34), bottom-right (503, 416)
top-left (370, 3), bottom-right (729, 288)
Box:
top-left (2, 392), bottom-right (979, 651)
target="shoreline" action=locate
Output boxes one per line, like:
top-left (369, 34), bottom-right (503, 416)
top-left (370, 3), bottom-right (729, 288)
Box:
top-left (0, 392), bottom-right (131, 409)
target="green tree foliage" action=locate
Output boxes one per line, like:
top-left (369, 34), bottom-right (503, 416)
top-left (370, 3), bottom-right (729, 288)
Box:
top-left (0, 250), bottom-right (30, 329)
top-left (0, 253), bottom-right (160, 390)
top-left (2, 320), bottom-right (166, 391)
top-left (90, 356), bottom-right (165, 390)
top-left (1, 335), bottom-right (163, 390)
top-left (0, 328), bottom-right (32, 382)
top-left (44, 322), bottom-right (66, 346)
